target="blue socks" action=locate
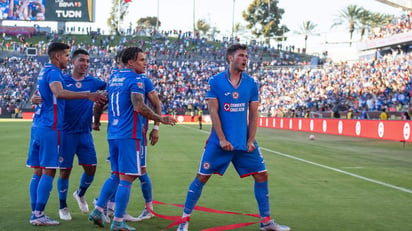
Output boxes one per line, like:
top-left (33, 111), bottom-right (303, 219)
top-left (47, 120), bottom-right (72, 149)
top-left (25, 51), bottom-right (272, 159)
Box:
top-left (29, 174), bottom-right (40, 212)
top-left (114, 180), bottom-right (132, 218)
top-left (96, 174), bottom-right (119, 208)
top-left (254, 181), bottom-right (270, 218)
top-left (57, 177), bottom-right (69, 209)
top-left (139, 173), bottom-right (152, 203)
top-left (35, 174), bottom-right (54, 212)
top-left (78, 173), bottom-right (94, 197)
top-left (183, 177), bottom-right (204, 215)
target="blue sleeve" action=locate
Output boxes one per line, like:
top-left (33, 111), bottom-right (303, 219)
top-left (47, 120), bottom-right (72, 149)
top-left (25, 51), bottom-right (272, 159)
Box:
top-left (95, 78), bottom-right (107, 91)
top-left (47, 69), bottom-right (63, 85)
top-left (205, 77), bottom-right (217, 99)
top-left (130, 78), bottom-right (145, 95)
top-left (251, 78), bottom-right (259, 102)
top-left (144, 77), bottom-right (155, 94)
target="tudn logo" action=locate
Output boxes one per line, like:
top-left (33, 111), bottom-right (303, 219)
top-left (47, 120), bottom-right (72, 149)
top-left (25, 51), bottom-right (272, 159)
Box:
top-left (75, 1), bottom-right (81, 7)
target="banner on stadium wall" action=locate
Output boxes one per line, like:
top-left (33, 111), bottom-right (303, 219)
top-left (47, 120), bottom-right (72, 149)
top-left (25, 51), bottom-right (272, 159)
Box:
top-left (21, 112), bottom-right (411, 142)
top-left (258, 117), bottom-right (412, 142)
top-left (0, 26), bottom-right (35, 35)
top-left (357, 31), bottom-right (412, 50)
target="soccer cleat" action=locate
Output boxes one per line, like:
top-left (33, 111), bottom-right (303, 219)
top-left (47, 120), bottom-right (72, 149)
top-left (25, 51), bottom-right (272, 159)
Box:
top-left (136, 208), bottom-right (155, 221)
top-left (176, 221), bottom-right (189, 231)
top-left (89, 208), bottom-right (105, 227)
top-left (111, 220), bottom-right (136, 231)
top-left (92, 198), bottom-right (111, 223)
top-left (73, 191), bottom-right (89, 213)
top-left (123, 213), bottom-right (140, 222)
top-left (260, 220), bottom-right (290, 231)
top-left (58, 207), bottom-right (72, 221)
top-left (30, 214), bottom-right (60, 226)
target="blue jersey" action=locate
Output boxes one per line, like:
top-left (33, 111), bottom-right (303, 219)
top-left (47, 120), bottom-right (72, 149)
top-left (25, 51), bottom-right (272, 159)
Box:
top-left (136, 73), bottom-right (156, 133)
top-left (107, 68), bottom-right (145, 140)
top-left (205, 70), bottom-right (259, 151)
top-left (63, 74), bottom-right (106, 133)
top-left (35, 63), bottom-right (66, 130)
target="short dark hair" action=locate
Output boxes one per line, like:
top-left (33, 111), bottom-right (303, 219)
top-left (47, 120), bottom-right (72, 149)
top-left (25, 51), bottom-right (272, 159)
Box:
top-left (226, 43), bottom-right (247, 63)
top-left (121, 47), bottom-right (143, 65)
top-left (71, 49), bottom-right (89, 60)
top-left (47, 42), bottom-right (70, 58)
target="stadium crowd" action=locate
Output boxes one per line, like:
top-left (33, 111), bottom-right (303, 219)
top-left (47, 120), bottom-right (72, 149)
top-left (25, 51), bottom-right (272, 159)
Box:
top-left (369, 11), bottom-right (411, 40)
top-left (1, 12), bottom-right (412, 119)
top-left (1, 46), bottom-right (411, 119)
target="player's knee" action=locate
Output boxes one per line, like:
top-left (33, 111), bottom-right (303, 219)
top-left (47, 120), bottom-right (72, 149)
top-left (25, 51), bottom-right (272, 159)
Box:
top-left (196, 174), bottom-right (210, 184)
top-left (83, 166), bottom-right (96, 175)
top-left (253, 172), bottom-right (268, 182)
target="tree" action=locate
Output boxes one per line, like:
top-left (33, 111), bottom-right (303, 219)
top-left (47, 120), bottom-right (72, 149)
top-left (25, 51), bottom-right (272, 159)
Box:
top-left (196, 19), bottom-right (210, 36)
top-left (331, 4), bottom-right (364, 46)
top-left (242, 0), bottom-right (289, 43)
top-left (294, 20), bottom-right (319, 51)
top-left (233, 22), bottom-right (242, 37)
top-left (106, 0), bottom-right (131, 35)
top-left (137, 16), bottom-right (161, 30)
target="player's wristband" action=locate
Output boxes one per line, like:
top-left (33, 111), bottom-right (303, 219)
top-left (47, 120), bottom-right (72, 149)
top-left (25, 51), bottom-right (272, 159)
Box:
top-left (153, 125), bottom-right (159, 130)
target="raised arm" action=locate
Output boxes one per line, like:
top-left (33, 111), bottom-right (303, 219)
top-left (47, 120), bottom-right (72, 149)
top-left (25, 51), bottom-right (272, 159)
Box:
top-left (49, 81), bottom-right (107, 104)
top-left (131, 92), bottom-right (176, 125)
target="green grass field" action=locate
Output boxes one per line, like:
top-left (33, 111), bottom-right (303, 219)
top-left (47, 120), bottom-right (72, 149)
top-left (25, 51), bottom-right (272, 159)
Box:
top-left (0, 120), bottom-right (411, 231)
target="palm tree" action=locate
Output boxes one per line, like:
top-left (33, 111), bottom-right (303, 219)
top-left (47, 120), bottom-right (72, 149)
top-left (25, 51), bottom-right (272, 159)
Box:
top-left (331, 4), bottom-right (364, 46)
top-left (294, 20), bottom-right (319, 51)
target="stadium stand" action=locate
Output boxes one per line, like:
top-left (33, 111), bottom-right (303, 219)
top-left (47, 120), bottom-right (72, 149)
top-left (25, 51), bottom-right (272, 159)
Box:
top-left (1, 13), bottom-right (411, 119)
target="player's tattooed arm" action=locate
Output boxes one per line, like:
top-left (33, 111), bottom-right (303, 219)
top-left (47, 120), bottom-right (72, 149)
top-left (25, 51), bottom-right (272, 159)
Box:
top-left (93, 103), bottom-right (107, 131)
top-left (131, 92), bottom-right (162, 122)
top-left (131, 93), bottom-right (176, 126)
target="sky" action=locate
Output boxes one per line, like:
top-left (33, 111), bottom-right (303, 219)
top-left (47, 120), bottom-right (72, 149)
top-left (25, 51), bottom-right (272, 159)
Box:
top-left (3, 0), bottom-right (403, 60)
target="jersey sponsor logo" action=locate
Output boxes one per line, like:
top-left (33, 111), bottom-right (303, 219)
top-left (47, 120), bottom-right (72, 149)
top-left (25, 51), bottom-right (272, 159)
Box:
top-left (75, 82), bottom-right (82, 88)
top-left (232, 91), bottom-right (239, 99)
top-left (224, 92), bottom-right (231, 96)
top-left (224, 102), bottom-right (246, 112)
top-left (109, 77), bottom-right (126, 87)
top-left (66, 83), bottom-right (73, 87)
top-left (224, 103), bottom-right (230, 111)
top-left (137, 82), bottom-right (144, 89)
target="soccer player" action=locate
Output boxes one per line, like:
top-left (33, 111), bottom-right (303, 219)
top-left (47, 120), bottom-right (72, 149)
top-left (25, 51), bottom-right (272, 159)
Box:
top-left (26, 42), bottom-right (106, 226)
top-left (88, 46), bottom-right (176, 231)
top-left (57, 49), bottom-right (107, 220)
top-left (121, 48), bottom-right (162, 223)
top-left (31, 49), bottom-right (106, 220)
top-left (92, 49), bottom-right (125, 222)
top-left (176, 44), bottom-right (290, 231)
top-left (197, 107), bottom-right (203, 129)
